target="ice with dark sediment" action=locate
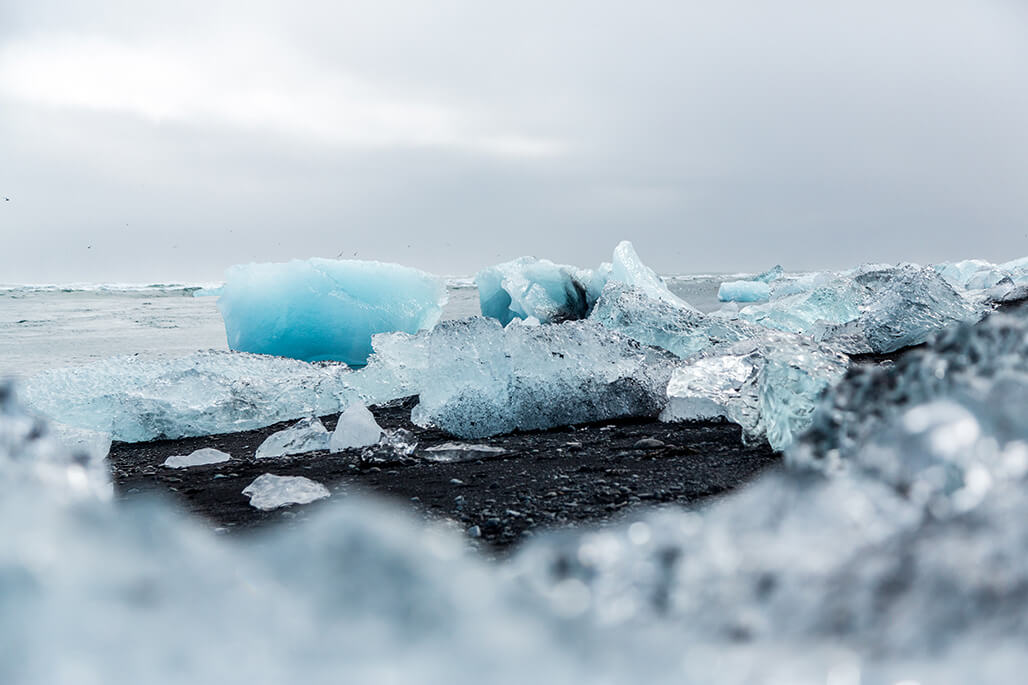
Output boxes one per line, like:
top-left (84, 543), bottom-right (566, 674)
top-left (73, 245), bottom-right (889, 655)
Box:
top-left (475, 256), bottom-right (607, 325)
top-left (162, 447), bottom-right (231, 469)
top-left (660, 332), bottom-right (849, 451)
top-left (218, 257), bottom-right (447, 366)
top-left (353, 317), bottom-right (676, 438)
top-left (255, 417), bottom-right (331, 459)
top-left (741, 263), bottom-right (986, 354)
top-left (590, 282), bottom-right (758, 359)
top-left (476, 240), bottom-right (691, 325)
top-left (329, 403), bottom-right (383, 452)
top-left (21, 351), bottom-right (356, 443)
top-left (242, 473), bottom-right (331, 510)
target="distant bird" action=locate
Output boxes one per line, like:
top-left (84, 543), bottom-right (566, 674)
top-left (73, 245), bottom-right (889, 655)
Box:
top-left (87, 245), bottom-right (92, 249)
top-left (3, 197), bottom-right (8, 201)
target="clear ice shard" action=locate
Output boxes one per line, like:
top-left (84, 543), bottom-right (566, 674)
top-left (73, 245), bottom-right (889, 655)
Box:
top-left (475, 256), bottom-right (606, 325)
top-left (420, 442), bottom-right (507, 462)
top-left (934, 258), bottom-right (1013, 291)
top-left (717, 280), bottom-right (770, 302)
top-left (741, 264), bottom-right (986, 354)
top-left (330, 403), bottom-right (383, 452)
top-left (21, 350), bottom-right (356, 443)
top-left (218, 257), bottom-right (447, 366)
top-left (660, 332), bottom-right (849, 451)
top-left (255, 417), bottom-right (331, 459)
top-left (162, 447), bottom-right (231, 469)
top-left (475, 240), bottom-right (692, 325)
top-left (242, 473), bottom-right (330, 510)
top-left (590, 283), bottom-right (757, 359)
top-left (354, 317), bottom-right (675, 438)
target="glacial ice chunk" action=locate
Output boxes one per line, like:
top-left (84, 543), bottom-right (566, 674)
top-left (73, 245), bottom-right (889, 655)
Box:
top-left (661, 333), bottom-right (849, 451)
top-left (242, 473), bottom-right (330, 510)
top-left (742, 264), bottom-right (985, 354)
top-left (421, 442), bottom-right (507, 463)
top-left (717, 280), bottom-right (770, 303)
top-left (330, 404), bottom-right (383, 452)
top-left (590, 283), bottom-right (757, 359)
top-left (475, 256), bottom-right (605, 325)
top-left (355, 317), bottom-right (676, 438)
top-left (934, 259), bottom-right (1013, 291)
top-left (162, 447), bottom-right (231, 469)
top-left (256, 417), bottom-right (330, 459)
top-left (359, 428), bottom-right (419, 464)
top-left (754, 264), bottom-right (784, 283)
top-left (218, 257), bottom-right (447, 366)
top-left (475, 241), bottom-right (692, 325)
top-left (48, 422), bottom-right (112, 463)
top-left (22, 351), bottom-right (356, 443)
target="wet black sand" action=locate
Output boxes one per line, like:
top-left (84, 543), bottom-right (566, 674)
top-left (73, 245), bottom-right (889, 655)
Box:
top-left (110, 397), bottom-right (780, 552)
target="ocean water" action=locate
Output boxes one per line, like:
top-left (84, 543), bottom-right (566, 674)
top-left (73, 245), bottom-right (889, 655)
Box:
top-left (0, 276), bottom-right (727, 379)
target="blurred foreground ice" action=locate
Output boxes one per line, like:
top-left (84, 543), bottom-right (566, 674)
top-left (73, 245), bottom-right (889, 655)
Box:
top-left (7, 315), bottom-right (1028, 683)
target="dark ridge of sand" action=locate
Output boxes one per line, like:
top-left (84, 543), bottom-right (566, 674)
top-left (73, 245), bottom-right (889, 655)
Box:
top-left (110, 397), bottom-right (780, 553)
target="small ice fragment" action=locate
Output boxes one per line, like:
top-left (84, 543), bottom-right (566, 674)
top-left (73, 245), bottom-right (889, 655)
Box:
top-left (360, 428), bottom-right (419, 463)
top-left (163, 448), bottom-right (231, 469)
top-left (255, 417), bottom-right (330, 459)
top-left (421, 442), bottom-right (507, 463)
top-left (330, 404), bottom-right (383, 452)
top-left (241, 473), bottom-right (330, 510)
top-left (717, 280), bottom-right (770, 302)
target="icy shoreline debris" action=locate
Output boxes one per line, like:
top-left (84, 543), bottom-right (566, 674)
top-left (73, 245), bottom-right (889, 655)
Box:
top-left (255, 417), bottom-right (331, 459)
top-left (242, 473), bottom-right (331, 510)
top-left (330, 403), bottom-right (383, 452)
top-left (162, 447), bottom-right (231, 469)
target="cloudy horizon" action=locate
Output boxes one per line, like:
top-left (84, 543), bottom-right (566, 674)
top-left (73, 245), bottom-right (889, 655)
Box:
top-left (2, 0), bottom-right (1026, 283)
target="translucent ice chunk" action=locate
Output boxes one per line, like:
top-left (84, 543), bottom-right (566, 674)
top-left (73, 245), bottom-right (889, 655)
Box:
top-left (256, 417), bottom-right (331, 459)
top-left (330, 404), bottom-right (383, 452)
top-left (360, 428), bottom-right (419, 464)
top-left (48, 422), bottom-right (112, 462)
top-left (218, 257), bottom-right (447, 366)
top-left (475, 256), bottom-right (605, 325)
top-left (743, 264), bottom-right (985, 354)
top-left (717, 280), bottom-right (770, 302)
top-left (754, 264), bottom-right (784, 283)
top-left (356, 317), bottom-right (675, 438)
top-left (661, 333), bottom-right (849, 451)
top-left (242, 473), bottom-right (330, 509)
top-left (22, 351), bottom-right (356, 442)
top-left (590, 283), bottom-right (757, 360)
top-left (934, 258), bottom-right (1012, 291)
top-left (609, 241), bottom-right (691, 308)
top-left (421, 442), bottom-right (507, 462)
top-left (162, 447), bottom-right (231, 469)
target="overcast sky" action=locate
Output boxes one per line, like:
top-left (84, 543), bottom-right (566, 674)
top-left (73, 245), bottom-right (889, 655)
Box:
top-left (1, 0), bottom-right (1026, 283)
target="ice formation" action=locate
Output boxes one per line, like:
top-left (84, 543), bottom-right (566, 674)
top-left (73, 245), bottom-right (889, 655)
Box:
top-left (255, 417), bottom-right (331, 459)
top-left (218, 257), bottom-right (447, 366)
top-left (935, 258), bottom-right (1014, 291)
top-left (359, 428), bottom-right (419, 464)
top-left (742, 264), bottom-right (985, 354)
top-left (717, 280), bottom-right (770, 302)
top-left (355, 317), bottom-right (675, 438)
top-left (330, 403), bottom-right (383, 452)
top-left (421, 442), bottom-right (507, 463)
top-left (475, 241), bottom-right (689, 325)
top-left (162, 447), bottom-right (231, 469)
top-left (661, 333), bottom-right (849, 451)
top-left (22, 351), bottom-right (356, 442)
top-left (590, 283), bottom-right (757, 359)
top-left (48, 421), bottom-right (112, 462)
top-left (475, 256), bottom-right (606, 325)
top-left (242, 473), bottom-right (331, 510)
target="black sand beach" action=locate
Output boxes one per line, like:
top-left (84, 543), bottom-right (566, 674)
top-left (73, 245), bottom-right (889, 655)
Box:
top-left (110, 398), bottom-right (780, 552)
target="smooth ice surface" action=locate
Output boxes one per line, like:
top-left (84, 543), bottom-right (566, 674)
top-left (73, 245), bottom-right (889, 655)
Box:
top-left (475, 257), bottom-right (605, 325)
top-left (661, 333), bottom-right (849, 451)
top-left (242, 473), bottom-right (331, 510)
top-left (742, 264), bottom-right (985, 354)
top-left (330, 403), bottom-right (383, 452)
top-left (355, 317), bottom-right (675, 438)
top-left (590, 283), bottom-right (756, 359)
top-left (609, 241), bottom-right (691, 308)
top-left (22, 351), bottom-right (355, 442)
top-left (218, 257), bottom-right (447, 366)
top-left (162, 447), bottom-right (231, 469)
top-left (420, 442), bottom-right (507, 463)
top-left (255, 417), bottom-right (330, 459)
top-left (717, 280), bottom-right (770, 302)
